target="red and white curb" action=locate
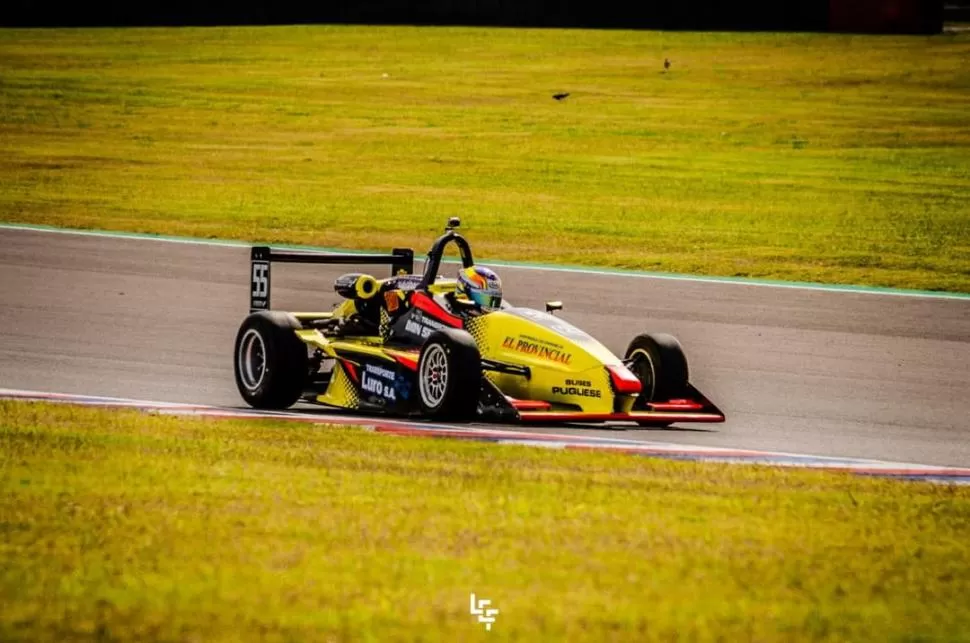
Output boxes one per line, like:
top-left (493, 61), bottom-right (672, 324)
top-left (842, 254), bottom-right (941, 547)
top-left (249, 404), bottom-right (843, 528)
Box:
top-left (2, 388), bottom-right (969, 484)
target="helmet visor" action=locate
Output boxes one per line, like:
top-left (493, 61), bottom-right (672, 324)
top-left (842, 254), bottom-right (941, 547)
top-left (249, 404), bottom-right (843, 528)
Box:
top-left (469, 290), bottom-right (502, 310)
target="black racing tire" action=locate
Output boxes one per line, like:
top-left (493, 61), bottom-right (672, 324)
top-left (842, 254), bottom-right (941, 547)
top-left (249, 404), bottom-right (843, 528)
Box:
top-left (234, 311), bottom-right (308, 409)
top-left (416, 328), bottom-right (482, 421)
top-left (624, 333), bottom-right (689, 407)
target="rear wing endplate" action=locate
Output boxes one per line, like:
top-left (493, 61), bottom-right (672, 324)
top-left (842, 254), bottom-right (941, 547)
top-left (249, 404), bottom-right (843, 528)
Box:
top-left (249, 246), bottom-right (414, 312)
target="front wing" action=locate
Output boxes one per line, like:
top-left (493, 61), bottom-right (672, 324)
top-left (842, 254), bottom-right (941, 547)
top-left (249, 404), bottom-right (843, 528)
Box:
top-left (507, 384), bottom-right (725, 425)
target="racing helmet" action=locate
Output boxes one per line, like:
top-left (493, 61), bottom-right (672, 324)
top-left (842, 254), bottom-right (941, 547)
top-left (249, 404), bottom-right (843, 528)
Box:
top-left (457, 265), bottom-right (503, 311)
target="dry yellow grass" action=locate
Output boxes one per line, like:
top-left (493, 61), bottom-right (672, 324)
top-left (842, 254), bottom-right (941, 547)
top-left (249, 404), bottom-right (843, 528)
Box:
top-left (2, 401), bottom-right (969, 641)
top-left (0, 26), bottom-right (968, 291)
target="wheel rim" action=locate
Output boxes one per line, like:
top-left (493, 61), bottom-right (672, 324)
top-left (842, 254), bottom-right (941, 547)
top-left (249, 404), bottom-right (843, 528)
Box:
top-left (238, 329), bottom-right (267, 391)
top-left (628, 348), bottom-right (656, 401)
top-left (419, 344), bottom-right (448, 408)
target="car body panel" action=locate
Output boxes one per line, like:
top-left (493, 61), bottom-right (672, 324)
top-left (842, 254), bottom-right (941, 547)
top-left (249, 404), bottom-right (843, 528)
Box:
top-left (465, 310), bottom-right (624, 414)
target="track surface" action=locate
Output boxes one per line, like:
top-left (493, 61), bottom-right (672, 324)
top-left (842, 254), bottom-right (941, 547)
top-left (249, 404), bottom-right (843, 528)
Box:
top-left (2, 227), bottom-right (969, 466)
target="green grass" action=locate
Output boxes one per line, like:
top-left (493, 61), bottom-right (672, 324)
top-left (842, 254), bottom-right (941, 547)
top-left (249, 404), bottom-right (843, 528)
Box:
top-left (2, 401), bottom-right (969, 641)
top-left (0, 27), bottom-right (969, 292)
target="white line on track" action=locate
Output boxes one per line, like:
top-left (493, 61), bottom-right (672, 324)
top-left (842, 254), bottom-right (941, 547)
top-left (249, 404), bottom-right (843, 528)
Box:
top-left (3, 388), bottom-right (969, 483)
top-left (3, 223), bottom-right (968, 301)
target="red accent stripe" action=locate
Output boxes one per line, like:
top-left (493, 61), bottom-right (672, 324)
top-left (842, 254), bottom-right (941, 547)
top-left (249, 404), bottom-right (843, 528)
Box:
top-left (517, 411), bottom-right (725, 423)
top-left (339, 359), bottom-right (359, 384)
top-left (649, 401), bottom-right (704, 411)
top-left (607, 365), bottom-right (642, 395)
top-left (386, 350), bottom-right (420, 371)
top-left (410, 291), bottom-right (463, 328)
top-left (506, 397), bottom-right (552, 411)
top-left (627, 410), bottom-right (726, 422)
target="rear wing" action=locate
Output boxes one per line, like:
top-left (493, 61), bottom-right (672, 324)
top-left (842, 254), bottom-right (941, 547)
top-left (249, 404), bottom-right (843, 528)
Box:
top-left (249, 246), bottom-right (414, 312)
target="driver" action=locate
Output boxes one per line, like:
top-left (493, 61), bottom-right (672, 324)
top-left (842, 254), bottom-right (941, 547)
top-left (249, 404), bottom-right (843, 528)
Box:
top-left (455, 265), bottom-right (503, 311)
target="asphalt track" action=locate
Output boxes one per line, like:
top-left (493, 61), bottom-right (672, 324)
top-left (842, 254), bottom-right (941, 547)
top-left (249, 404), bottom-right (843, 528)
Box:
top-left (2, 227), bottom-right (969, 467)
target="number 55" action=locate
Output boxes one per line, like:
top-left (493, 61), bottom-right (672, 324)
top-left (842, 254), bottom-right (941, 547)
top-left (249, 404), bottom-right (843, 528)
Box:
top-left (252, 261), bottom-right (269, 298)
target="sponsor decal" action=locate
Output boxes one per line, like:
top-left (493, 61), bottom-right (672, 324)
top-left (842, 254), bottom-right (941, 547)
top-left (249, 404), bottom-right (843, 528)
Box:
top-left (501, 335), bottom-right (572, 365)
top-left (508, 308), bottom-right (595, 343)
top-left (552, 378), bottom-right (601, 398)
top-left (384, 290), bottom-right (400, 313)
top-left (403, 310), bottom-right (450, 339)
top-left (389, 274), bottom-right (422, 290)
top-left (361, 363), bottom-right (398, 402)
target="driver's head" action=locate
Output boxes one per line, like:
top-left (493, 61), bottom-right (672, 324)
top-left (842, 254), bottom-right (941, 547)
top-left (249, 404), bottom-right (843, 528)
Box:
top-left (457, 265), bottom-right (503, 311)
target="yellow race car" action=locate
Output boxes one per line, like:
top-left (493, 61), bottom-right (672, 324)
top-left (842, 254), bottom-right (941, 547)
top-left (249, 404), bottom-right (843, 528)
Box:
top-left (234, 219), bottom-right (724, 426)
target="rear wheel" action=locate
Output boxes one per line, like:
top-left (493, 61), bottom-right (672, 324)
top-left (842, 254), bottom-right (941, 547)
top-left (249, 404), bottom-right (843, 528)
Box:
top-left (234, 311), bottom-right (308, 409)
top-left (624, 333), bottom-right (689, 407)
top-left (417, 329), bottom-right (481, 421)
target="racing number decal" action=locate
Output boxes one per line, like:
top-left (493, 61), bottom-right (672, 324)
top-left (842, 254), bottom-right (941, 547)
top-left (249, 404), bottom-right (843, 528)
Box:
top-left (252, 262), bottom-right (268, 297)
top-left (251, 260), bottom-right (269, 309)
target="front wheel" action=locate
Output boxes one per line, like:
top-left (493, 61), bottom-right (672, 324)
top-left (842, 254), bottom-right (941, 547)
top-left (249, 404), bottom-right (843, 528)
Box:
top-left (234, 311), bottom-right (308, 409)
top-left (417, 329), bottom-right (481, 421)
top-left (624, 333), bottom-right (689, 407)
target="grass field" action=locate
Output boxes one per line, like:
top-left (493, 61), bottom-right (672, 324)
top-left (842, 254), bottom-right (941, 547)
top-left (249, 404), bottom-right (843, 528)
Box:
top-left (0, 26), bottom-right (968, 292)
top-left (2, 401), bottom-right (969, 641)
